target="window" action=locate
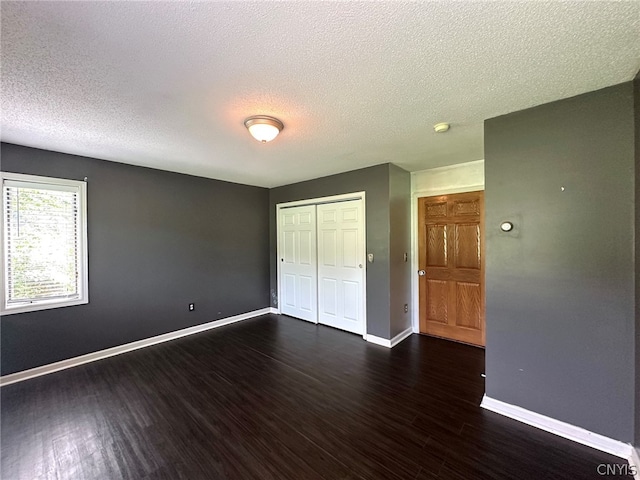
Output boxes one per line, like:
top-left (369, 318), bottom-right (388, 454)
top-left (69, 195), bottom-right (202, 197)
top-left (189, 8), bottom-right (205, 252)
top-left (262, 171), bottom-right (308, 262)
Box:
top-left (1, 172), bottom-right (88, 315)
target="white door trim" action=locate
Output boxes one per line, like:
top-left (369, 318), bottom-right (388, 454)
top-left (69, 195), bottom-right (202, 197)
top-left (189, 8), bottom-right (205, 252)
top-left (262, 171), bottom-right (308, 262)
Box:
top-left (276, 192), bottom-right (366, 209)
top-left (276, 191), bottom-right (367, 339)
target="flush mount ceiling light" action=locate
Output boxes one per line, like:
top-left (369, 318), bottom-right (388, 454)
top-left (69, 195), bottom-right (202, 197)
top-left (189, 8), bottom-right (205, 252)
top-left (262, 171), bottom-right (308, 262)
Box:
top-left (433, 122), bottom-right (450, 133)
top-left (244, 115), bottom-right (284, 143)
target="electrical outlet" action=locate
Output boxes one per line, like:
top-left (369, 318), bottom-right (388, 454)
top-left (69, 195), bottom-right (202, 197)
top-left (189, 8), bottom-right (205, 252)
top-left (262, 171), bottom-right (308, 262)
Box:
top-left (404, 304), bottom-right (408, 313)
top-left (189, 303), bottom-right (195, 311)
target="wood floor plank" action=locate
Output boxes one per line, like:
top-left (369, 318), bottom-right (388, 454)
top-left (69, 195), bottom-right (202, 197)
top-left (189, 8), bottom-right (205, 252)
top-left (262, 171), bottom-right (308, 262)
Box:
top-left (1, 314), bottom-right (631, 479)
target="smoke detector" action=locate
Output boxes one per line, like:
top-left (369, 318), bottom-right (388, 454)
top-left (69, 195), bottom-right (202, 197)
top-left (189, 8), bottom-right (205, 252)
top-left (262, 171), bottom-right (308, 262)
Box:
top-left (434, 122), bottom-right (450, 133)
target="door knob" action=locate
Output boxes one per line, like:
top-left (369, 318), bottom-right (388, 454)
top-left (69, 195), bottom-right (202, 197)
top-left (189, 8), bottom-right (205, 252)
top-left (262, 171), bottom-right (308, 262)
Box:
top-left (359, 264), bottom-right (363, 268)
top-left (418, 270), bottom-right (426, 276)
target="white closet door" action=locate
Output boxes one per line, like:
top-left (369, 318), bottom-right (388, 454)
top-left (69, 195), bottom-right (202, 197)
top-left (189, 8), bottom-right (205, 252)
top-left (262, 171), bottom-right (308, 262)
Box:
top-left (279, 205), bottom-right (318, 322)
top-left (317, 199), bottom-right (365, 334)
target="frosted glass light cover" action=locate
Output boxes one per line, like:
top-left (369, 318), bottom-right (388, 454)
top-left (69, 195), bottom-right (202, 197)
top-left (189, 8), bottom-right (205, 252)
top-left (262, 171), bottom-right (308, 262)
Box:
top-left (248, 123), bottom-right (280, 142)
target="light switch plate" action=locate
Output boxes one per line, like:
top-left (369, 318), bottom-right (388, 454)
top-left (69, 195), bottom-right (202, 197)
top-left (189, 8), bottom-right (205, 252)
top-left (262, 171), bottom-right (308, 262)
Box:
top-left (367, 253), bottom-right (374, 263)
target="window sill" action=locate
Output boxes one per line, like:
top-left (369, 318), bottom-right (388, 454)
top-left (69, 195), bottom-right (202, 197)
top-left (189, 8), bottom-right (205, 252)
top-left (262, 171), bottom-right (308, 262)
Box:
top-left (1, 298), bottom-right (89, 316)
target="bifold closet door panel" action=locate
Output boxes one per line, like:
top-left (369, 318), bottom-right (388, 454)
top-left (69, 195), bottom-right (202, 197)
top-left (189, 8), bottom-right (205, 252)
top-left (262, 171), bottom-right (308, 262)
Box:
top-left (316, 200), bottom-right (365, 335)
top-left (279, 205), bottom-right (318, 322)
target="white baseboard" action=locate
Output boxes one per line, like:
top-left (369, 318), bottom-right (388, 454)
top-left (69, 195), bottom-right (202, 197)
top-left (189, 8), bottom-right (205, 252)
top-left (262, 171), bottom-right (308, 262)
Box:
top-left (631, 446), bottom-right (640, 480)
top-left (480, 395), bottom-right (633, 460)
top-left (391, 327), bottom-right (414, 347)
top-left (269, 307), bottom-right (279, 314)
top-left (366, 327), bottom-right (413, 348)
top-left (365, 334), bottom-right (393, 347)
top-left (0, 307), bottom-right (272, 387)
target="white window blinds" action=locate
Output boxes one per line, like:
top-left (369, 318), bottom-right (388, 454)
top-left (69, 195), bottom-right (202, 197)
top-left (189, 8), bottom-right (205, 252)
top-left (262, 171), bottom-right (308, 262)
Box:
top-left (2, 173), bottom-right (88, 314)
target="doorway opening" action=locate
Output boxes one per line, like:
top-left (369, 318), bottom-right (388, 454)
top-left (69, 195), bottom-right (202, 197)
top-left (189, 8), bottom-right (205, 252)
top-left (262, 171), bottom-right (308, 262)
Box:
top-left (276, 192), bottom-right (367, 337)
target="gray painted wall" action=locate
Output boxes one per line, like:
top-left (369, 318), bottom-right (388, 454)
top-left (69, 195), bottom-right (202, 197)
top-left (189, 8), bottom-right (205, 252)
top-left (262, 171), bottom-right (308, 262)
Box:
top-left (485, 83), bottom-right (635, 443)
top-left (634, 73), bottom-right (640, 449)
top-left (1, 143), bottom-right (270, 375)
top-left (269, 164), bottom-right (392, 338)
top-left (389, 164), bottom-right (411, 338)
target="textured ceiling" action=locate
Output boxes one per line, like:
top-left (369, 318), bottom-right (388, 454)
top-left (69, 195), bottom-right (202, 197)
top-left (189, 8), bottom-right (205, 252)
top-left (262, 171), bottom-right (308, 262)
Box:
top-left (2, 1), bottom-right (639, 187)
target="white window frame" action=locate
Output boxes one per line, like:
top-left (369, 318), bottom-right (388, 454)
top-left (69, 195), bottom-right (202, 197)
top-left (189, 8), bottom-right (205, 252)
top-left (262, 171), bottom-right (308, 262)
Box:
top-left (1, 172), bottom-right (89, 315)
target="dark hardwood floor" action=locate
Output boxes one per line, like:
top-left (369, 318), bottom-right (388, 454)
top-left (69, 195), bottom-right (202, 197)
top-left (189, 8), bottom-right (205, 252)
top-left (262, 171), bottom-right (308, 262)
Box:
top-left (1, 314), bottom-right (631, 479)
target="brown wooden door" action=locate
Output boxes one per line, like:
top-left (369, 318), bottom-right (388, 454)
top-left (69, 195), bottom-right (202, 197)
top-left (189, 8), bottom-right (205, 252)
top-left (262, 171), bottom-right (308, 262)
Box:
top-left (418, 191), bottom-right (485, 346)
